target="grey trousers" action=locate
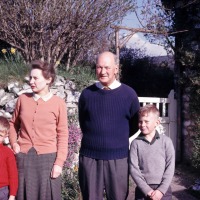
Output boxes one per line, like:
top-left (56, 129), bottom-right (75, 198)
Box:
top-left (78, 155), bottom-right (129, 200)
top-left (0, 186), bottom-right (8, 200)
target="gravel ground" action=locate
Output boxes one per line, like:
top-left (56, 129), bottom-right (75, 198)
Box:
top-left (127, 164), bottom-right (199, 200)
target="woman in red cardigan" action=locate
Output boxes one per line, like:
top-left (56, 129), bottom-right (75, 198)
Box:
top-left (9, 60), bottom-right (69, 200)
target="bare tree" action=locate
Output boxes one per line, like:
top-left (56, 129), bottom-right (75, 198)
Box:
top-left (0, 0), bottom-right (135, 68)
top-left (132, 0), bottom-right (175, 55)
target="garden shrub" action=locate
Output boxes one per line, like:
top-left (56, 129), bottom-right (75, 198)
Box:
top-left (0, 48), bottom-right (28, 87)
top-left (120, 47), bottom-right (174, 97)
top-left (62, 124), bottom-right (82, 200)
top-left (179, 50), bottom-right (200, 170)
top-left (58, 65), bottom-right (96, 92)
top-left (189, 86), bottom-right (200, 169)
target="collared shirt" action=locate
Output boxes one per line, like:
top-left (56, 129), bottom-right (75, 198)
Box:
top-left (96, 79), bottom-right (121, 90)
top-left (33, 92), bottom-right (53, 101)
top-left (137, 131), bottom-right (160, 145)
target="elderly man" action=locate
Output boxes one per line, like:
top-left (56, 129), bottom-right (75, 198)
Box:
top-left (78, 51), bottom-right (139, 200)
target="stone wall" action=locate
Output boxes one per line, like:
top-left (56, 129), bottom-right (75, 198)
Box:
top-left (0, 75), bottom-right (80, 120)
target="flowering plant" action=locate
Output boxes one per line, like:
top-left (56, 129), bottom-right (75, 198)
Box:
top-left (0, 47), bottom-right (28, 85)
top-left (61, 123), bottom-right (82, 200)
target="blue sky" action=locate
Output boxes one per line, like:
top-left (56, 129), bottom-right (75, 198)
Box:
top-left (120, 11), bottom-right (168, 57)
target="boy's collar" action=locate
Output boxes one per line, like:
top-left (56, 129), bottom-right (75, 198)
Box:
top-left (137, 131), bottom-right (160, 145)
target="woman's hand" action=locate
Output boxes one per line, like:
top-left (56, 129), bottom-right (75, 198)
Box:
top-left (51, 165), bottom-right (62, 178)
top-left (12, 143), bottom-right (20, 154)
top-left (8, 195), bottom-right (15, 200)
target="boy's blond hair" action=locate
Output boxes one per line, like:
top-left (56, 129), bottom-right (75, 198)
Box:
top-left (139, 104), bottom-right (160, 118)
top-left (0, 116), bottom-right (10, 135)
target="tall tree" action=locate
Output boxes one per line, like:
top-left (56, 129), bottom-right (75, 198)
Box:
top-left (132, 0), bottom-right (175, 55)
top-left (0, 0), bottom-right (135, 68)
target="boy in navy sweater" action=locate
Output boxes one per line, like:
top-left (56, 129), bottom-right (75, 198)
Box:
top-left (130, 105), bottom-right (175, 200)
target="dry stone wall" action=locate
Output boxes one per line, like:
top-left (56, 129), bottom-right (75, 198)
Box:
top-left (0, 75), bottom-right (80, 120)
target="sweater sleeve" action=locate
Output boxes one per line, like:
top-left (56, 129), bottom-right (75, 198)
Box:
top-left (129, 141), bottom-right (152, 196)
top-left (54, 98), bottom-right (69, 167)
top-left (7, 149), bottom-right (18, 196)
top-left (9, 97), bottom-right (21, 146)
top-left (157, 137), bottom-right (175, 194)
top-left (129, 92), bottom-right (140, 137)
top-left (78, 91), bottom-right (85, 133)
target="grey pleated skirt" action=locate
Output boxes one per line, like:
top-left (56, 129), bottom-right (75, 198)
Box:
top-left (16, 147), bottom-right (61, 200)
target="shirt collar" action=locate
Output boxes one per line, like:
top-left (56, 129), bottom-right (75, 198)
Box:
top-left (33, 92), bottom-right (53, 102)
top-left (137, 131), bottom-right (160, 145)
top-left (96, 79), bottom-right (121, 90)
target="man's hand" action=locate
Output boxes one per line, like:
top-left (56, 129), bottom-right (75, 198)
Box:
top-left (150, 189), bottom-right (163, 200)
top-left (12, 143), bottom-right (20, 154)
top-left (51, 164), bottom-right (62, 178)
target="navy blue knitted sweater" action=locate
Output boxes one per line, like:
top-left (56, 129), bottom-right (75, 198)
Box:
top-left (78, 83), bottom-right (139, 160)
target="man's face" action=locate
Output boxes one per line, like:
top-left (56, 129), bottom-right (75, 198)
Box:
top-left (96, 53), bottom-right (118, 86)
top-left (138, 112), bottom-right (160, 136)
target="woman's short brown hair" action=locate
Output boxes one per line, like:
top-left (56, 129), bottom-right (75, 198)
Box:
top-left (31, 60), bottom-right (56, 86)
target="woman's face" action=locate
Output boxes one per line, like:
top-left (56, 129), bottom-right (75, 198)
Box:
top-left (29, 69), bottom-right (51, 96)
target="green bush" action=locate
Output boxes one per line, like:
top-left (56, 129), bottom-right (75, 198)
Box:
top-left (189, 87), bottom-right (200, 169)
top-left (62, 124), bottom-right (82, 200)
top-left (58, 65), bottom-right (96, 92)
top-left (0, 48), bottom-right (28, 87)
top-left (192, 133), bottom-right (200, 169)
top-left (179, 51), bottom-right (200, 170)
top-left (120, 47), bottom-right (174, 97)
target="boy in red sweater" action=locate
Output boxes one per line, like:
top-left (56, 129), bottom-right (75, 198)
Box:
top-left (0, 116), bottom-right (18, 200)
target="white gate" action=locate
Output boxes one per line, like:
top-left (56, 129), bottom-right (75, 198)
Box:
top-left (129, 90), bottom-right (177, 152)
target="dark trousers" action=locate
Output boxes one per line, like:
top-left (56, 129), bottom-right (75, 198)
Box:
top-left (78, 155), bottom-right (129, 200)
top-left (0, 186), bottom-right (8, 200)
top-left (135, 185), bottom-right (172, 200)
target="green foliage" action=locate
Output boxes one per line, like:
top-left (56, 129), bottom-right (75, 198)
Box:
top-left (192, 132), bottom-right (200, 169)
top-left (165, 0), bottom-right (200, 170)
top-left (186, 71), bottom-right (200, 169)
top-left (57, 65), bottom-right (96, 92)
top-left (62, 168), bottom-right (80, 200)
top-left (120, 47), bottom-right (174, 97)
top-left (179, 49), bottom-right (200, 169)
top-left (0, 48), bottom-right (28, 87)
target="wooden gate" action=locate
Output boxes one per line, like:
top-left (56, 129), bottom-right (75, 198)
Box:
top-left (129, 90), bottom-right (177, 152)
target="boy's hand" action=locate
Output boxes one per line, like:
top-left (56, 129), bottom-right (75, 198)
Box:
top-left (51, 164), bottom-right (62, 178)
top-left (150, 189), bottom-right (163, 200)
top-left (12, 143), bottom-right (20, 154)
top-left (8, 195), bottom-right (15, 200)
top-left (147, 189), bottom-right (154, 197)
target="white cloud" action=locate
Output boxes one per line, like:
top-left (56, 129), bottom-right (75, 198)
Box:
top-left (125, 33), bottom-right (167, 57)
